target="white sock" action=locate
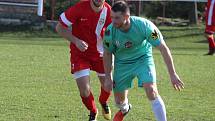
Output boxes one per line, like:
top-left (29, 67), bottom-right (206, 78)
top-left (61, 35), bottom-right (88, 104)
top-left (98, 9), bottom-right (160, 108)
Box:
top-left (116, 98), bottom-right (130, 114)
top-left (151, 95), bottom-right (167, 121)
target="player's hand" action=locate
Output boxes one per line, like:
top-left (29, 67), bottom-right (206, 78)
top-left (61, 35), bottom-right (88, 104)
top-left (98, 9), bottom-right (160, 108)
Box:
top-left (75, 39), bottom-right (88, 52)
top-left (170, 73), bottom-right (184, 91)
top-left (104, 74), bottom-right (113, 91)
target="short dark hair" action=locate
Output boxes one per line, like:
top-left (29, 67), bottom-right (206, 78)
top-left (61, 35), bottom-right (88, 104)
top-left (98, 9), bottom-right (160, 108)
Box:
top-left (112, 1), bottom-right (130, 14)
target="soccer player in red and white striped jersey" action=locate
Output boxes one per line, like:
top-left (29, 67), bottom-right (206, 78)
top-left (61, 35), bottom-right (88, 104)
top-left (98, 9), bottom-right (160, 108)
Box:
top-left (205, 0), bottom-right (215, 55)
top-left (56, 0), bottom-right (112, 120)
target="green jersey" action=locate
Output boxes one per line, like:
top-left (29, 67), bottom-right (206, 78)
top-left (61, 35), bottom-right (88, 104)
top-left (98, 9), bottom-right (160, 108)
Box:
top-left (103, 16), bottom-right (163, 64)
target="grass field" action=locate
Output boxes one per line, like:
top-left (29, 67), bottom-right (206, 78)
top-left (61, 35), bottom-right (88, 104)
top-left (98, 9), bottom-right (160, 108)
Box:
top-left (0, 26), bottom-right (215, 121)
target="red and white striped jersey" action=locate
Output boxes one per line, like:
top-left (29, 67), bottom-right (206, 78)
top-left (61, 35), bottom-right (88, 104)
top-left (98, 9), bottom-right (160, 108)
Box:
top-left (59, 1), bottom-right (112, 57)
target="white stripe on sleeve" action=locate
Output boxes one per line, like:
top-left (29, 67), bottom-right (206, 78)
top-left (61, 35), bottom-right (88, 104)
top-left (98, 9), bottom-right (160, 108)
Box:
top-left (208, 0), bottom-right (215, 25)
top-left (60, 13), bottom-right (72, 26)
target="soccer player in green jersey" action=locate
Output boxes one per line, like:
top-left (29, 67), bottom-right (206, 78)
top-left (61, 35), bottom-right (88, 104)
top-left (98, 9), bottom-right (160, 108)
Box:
top-left (103, 1), bottom-right (184, 121)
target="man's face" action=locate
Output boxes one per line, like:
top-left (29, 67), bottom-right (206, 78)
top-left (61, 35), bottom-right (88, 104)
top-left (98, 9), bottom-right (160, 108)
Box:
top-left (92, 0), bottom-right (105, 7)
top-left (111, 11), bottom-right (127, 28)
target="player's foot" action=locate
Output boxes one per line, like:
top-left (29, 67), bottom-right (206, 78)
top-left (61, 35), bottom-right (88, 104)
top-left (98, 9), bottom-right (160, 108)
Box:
top-left (205, 51), bottom-right (215, 55)
top-left (113, 104), bottom-right (132, 121)
top-left (100, 103), bottom-right (111, 120)
top-left (205, 48), bottom-right (215, 55)
top-left (88, 110), bottom-right (98, 121)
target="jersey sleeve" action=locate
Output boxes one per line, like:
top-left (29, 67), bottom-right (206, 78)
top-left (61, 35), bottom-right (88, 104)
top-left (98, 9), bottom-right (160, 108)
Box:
top-left (103, 26), bottom-right (115, 53)
top-left (59, 3), bottom-right (81, 28)
top-left (145, 21), bottom-right (164, 47)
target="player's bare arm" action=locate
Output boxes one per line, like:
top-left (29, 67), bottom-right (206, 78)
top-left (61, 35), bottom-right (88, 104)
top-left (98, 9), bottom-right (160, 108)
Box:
top-left (56, 22), bottom-right (88, 52)
top-left (103, 49), bottom-right (113, 91)
top-left (156, 42), bottom-right (184, 91)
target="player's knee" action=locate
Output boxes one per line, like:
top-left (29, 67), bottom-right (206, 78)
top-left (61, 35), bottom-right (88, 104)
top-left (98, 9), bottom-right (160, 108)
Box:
top-left (79, 85), bottom-right (91, 97)
top-left (80, 90), bottom-right (90, 97)
top-left (147, 92), bottom-right (158, 100)
top-left (76, 76), bottom-right (91, 97)
top-left (144, 84), bottom-right (158, 101)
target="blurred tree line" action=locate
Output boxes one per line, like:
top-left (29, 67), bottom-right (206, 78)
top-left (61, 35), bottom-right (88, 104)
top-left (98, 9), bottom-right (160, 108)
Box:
top-left (139, 1), bottom-right (206, 19)
top-left (44, 0), bottom-right (79, 20)
top-left (44, 0), bottom-right (206, 21)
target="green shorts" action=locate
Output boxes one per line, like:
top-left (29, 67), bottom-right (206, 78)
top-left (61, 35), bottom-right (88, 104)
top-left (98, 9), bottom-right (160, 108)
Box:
top-left (113, 58), bottom-right (156, 92)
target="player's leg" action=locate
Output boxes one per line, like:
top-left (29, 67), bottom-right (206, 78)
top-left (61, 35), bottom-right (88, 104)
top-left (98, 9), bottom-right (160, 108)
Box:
top-left (97, 75), bottom-right (112, 120)
top-left (112, 68), bottom-right (134, 121)
top-left (205, 26), bottom-right (215, 55)
top-left (113, 90), bottom-right (132, 121)
top-left (137, 64), bottom-right (166, 121)
top-left (205, 33), bottom-right (215, 55)
top-left (98, 75), bottom-right (111, 104)
top-left (91, 57), bottom-right (111, 120)
top-left (98, 75), bottom-right (111, 102)
top-left (143, 83), bottom-right (167, 121)
top-left (71, 54), bottom-right (98, 121)
top-left (74, 69), bottom-right (98, 121)
top-left (109, 63), bottom-right (135, 121)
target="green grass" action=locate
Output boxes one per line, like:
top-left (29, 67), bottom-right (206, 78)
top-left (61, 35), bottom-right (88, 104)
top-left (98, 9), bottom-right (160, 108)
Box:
top-left (0, 26), bottom-right (215, 121)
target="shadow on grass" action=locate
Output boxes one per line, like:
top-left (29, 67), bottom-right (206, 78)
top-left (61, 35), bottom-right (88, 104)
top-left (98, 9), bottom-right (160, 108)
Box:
top-left (0, 26), bottom-right (61, 39)
top-left (194, 40), bottom-right (207, 43)
top-left (153, 52), bottom-right (200, 56)
top-left (169, 46), bottom-right (206, 50)
top-left (160, 26), bottom-right (204, 32)
top-left (0, 40), bottom-right (67, 47)
top-left (164, 33), bottom-right (203, 39)
top-left (171, 52), bottom-right (214, 56)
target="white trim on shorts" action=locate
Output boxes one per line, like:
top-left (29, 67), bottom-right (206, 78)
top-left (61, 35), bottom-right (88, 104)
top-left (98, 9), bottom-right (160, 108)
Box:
top-left (73, 69), bottom-right (90, 79)
top-left (97, 73), bottom-right (105, 77)
top-left (73, 69), bottom-right (105, 79)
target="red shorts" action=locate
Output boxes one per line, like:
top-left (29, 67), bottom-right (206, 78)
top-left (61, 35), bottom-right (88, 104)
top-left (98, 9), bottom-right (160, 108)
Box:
top-left (205, 25), bottom-right (215, 34)
top-left (70, 53), bottom-right (105, 74)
